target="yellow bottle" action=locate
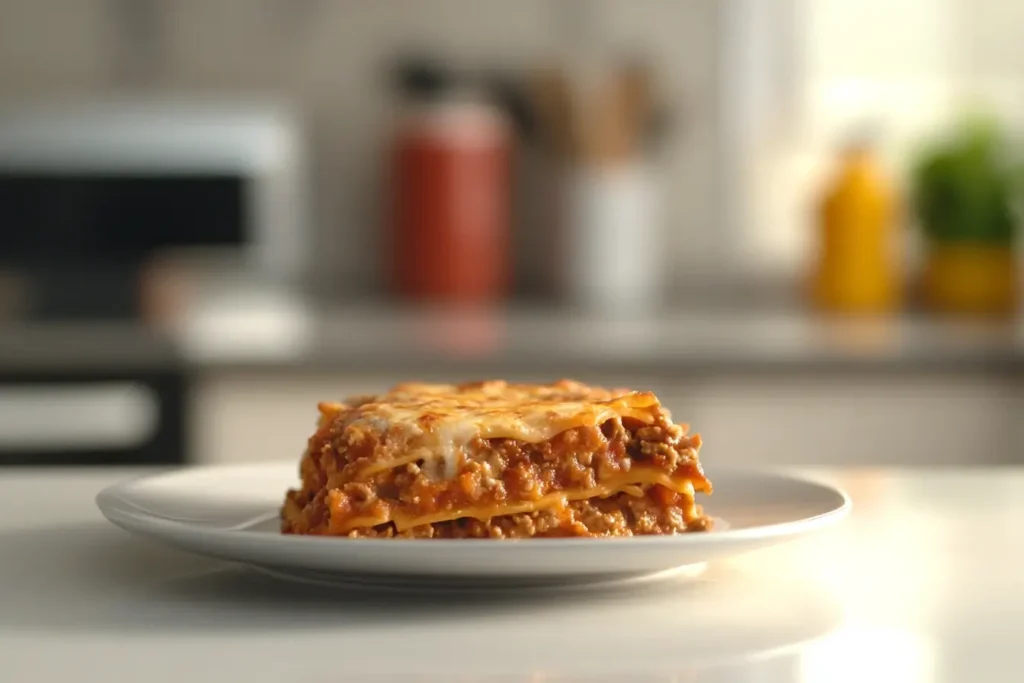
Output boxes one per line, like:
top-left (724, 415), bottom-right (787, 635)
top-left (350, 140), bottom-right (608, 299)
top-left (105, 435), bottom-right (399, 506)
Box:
top-left (811, 143), bottom-right (902, 314)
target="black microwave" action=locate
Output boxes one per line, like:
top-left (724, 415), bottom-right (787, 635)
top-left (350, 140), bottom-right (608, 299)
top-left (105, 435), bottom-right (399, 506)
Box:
top-left (0, 101), bottom-right (309, 314)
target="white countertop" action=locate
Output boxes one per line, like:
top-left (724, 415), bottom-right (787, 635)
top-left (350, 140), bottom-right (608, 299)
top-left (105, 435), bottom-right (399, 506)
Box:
top-left (2, 302), bottom-right (1022, 374)
top-left (1, 467), bottom-right (1021, 682)
top-left (181, 303), bottom-right (1024, 372)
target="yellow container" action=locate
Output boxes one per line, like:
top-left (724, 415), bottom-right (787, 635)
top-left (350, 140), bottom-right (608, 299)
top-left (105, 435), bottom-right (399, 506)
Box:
top-left (920, 244), bottom-right (1018, 316)
top-left (811, 147), bottom-right (902, 314)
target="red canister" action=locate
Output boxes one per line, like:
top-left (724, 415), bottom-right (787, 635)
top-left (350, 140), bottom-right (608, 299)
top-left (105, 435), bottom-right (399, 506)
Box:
top-left (388, 99), bottom-right (511, 304)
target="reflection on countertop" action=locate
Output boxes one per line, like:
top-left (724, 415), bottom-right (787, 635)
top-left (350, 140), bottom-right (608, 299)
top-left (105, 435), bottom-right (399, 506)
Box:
top-left (0, 290), bottom-right (1022, 375)
top-left (2, 467), bottom-right (1022, 681)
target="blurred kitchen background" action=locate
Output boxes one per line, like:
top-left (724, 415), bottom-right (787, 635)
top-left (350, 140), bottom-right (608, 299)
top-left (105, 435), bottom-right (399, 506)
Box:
top-left (0, 0), bottom-right (1021, 469)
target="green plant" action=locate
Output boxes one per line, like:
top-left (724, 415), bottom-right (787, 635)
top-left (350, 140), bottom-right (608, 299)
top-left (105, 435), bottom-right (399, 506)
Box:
top-left (912, 115), bottom-right (1023, 245)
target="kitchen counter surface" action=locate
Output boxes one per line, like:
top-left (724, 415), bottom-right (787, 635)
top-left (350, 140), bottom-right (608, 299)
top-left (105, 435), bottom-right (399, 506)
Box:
top-left (0, 466), bottom-right (1021, 681)
top-left (2, 300), bottom-right (1023, 375)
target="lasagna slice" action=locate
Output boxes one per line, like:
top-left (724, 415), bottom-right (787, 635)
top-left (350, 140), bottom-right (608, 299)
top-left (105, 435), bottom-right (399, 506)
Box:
top-left (281, 379), bottom-right (712, 539)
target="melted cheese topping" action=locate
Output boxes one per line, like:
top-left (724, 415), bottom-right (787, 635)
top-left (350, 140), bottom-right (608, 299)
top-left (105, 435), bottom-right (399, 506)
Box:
top-left (343, 380), bottom-right (664, 479)
top-left (329, 471), bottom-right (704, 533)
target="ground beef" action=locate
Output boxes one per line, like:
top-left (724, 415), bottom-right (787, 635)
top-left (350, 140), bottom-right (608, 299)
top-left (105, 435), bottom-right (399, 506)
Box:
top-left (283, 490), bottom-right (711, 538)
top-left (282, 391), bottom-right (712, 539)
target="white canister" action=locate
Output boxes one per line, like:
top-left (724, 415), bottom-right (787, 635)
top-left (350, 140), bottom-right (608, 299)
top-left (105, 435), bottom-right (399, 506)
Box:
top-left (561, 163), bottom-right (663, 313)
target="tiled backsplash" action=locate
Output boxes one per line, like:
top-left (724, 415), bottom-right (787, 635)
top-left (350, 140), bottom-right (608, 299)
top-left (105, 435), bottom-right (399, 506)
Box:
top-left (0, 0), bottom-right (721, 299)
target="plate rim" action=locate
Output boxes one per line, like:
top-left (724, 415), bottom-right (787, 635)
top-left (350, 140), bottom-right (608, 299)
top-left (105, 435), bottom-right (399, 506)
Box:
top-left (95, 462), bottom-right (852, 551)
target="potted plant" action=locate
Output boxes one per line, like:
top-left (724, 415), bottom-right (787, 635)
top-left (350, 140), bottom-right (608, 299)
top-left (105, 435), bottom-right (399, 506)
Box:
top-left (912, 116), bottom-right (1022, 316)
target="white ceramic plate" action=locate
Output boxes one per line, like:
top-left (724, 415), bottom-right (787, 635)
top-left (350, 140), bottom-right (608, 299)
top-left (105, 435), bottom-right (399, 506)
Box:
top-left (96, 462), bottom-right (850, 589)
